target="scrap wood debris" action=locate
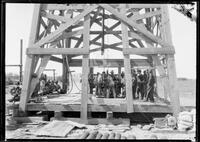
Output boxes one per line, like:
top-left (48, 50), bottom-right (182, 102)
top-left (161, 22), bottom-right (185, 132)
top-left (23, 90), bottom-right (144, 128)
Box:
top-left (35, 120), bottom-right (86, 137)
top-left (6, 109), bottom-right (196, 140)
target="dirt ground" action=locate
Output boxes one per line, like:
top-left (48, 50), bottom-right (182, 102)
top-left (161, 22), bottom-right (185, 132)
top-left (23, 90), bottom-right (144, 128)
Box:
top-left (5, 119), bottom-right (196, 140)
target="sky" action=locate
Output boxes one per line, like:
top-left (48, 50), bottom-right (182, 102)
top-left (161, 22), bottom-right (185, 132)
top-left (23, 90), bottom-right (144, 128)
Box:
top-left (5, 4), bottom-right (196, 79)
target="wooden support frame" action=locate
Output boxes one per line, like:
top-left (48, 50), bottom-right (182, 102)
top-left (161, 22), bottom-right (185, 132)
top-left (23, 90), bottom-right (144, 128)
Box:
top-left (121, 5), bottom-right (134, 113)
top-left (69, 59), bottom-right (150, 67)
top-left (27, 48), bottom-right (89, 55)
top-left (32, 5), bottom-right (98, 48)
top-left (19, 4), bottom-right (42, 115)
top-left (99, 4), bottom-right (172, 47)
top-left (161, 5), bottom-right (180, 117)
top-left (123, 48), bottom-right (175, 55)
top-left (20, 4), bottom-right (180, 121)
top-left (41, 11), bottom-right (71, 23)
top-left (81, 13), bottom-right (90, 123)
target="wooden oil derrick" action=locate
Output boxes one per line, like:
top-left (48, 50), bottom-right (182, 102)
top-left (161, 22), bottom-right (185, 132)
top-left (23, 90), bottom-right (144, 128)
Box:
top-left (19, 4), bottom-right (180, 121)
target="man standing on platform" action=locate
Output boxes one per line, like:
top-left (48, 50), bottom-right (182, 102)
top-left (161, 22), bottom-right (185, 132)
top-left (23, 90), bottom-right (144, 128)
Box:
top-left (146, 70), bottom-right (155, 102)
top-left (137, 69), bottom-right (144, 100)
top-left (143, 70), bottom-right (149, 101)
top-left (132, 69), bottom-right (137, 99)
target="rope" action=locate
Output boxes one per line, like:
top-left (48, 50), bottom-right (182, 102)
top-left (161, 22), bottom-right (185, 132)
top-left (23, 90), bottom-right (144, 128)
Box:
top-left (71, 72), bottom-right (82, 92)
top-left (66, 71), bottom-right (73, 95)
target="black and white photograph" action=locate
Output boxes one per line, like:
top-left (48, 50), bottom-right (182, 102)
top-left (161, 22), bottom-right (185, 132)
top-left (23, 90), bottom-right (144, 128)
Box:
top-left (4, 3), bottom-right (196, 141)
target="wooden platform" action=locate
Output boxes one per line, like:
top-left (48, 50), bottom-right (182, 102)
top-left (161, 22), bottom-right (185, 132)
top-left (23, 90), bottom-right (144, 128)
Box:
top-left (7, 93), bottom-right (172, 113)
top-left (7, 93), bottom-right (194, 114)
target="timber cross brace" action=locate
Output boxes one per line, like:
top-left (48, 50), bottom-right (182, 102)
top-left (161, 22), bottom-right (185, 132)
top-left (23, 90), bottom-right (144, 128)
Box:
top-left (19, 4), bottom-right (180, 122)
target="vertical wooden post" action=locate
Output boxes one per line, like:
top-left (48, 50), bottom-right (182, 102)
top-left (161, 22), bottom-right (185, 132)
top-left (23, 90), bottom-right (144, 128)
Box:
top-left (19, 4), bottom-right (41, 115)
top-left (81, 13), bottom-right (90, 123)
top-left (90, 67), bottom-right (94, 74)
top-left (121, 5), bottom-right (134, 113)
top-left (20, 39), bottom-right (23, 83)
top-left (62, 56), bottom-right (68, 93)
top-left (161, 5), bottom-right (180, 117)
top-left (62, 33), bottom-right (71, 92)
top-left (61, 10), bottom-right (70, 93)
top-left (151, 59), bottom-right (159, 98)
top-left (118, 66), bottom-right (121, 76)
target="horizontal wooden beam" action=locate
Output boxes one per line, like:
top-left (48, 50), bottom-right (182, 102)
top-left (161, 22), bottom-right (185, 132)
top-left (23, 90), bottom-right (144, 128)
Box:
top-left (50, 56), bottom-right (63, 63)
top-left (131, 10), bottom-right (161, 21)
top-left (41, 11), bottom-right (71, 23)
top-left (33, 5), bottom-right (98, 48)
top-left (41, 4), bottom-right (85, 10)
top-left (53, 29), bottom-right (83, 42)
top-left (41, 4), bottom-right (161, 11)
top-left (9, 102), bottom-right (173, 113)
top-left (27, 48), bottom-right (89, 55)
top-left (99, 4), bottom-right (171, 47)
top-left (6, 65), bottom-right (21, 67)
top-left (54, 117), bottom-right (130, 125)
top-left (69, 59), bottom-right (150, 67)
top-left (123, 48), bottom-right (175, 55)
top-left (8, 102), bottom-right (195, 114)
top-left (48, 57), bottom-right (150, 67)
top-left (126, 4), bottom-right (161, 9)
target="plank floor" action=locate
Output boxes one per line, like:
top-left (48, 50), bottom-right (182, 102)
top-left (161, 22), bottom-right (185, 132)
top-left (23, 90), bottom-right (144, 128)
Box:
top-left (7, 93), bottom-right (194, 113)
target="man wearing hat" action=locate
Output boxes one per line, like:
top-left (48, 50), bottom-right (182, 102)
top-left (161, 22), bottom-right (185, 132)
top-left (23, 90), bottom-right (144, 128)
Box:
top-left (132, 69), bottom-right (137, 99)
top-left (136, 69), bottom-right (144, 100)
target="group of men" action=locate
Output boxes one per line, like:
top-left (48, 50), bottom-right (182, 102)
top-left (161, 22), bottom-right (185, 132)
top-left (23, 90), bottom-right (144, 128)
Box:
top-left (88, 68), bottom-right (156, 102)
top-left (131, 69), bottom-right (156, 102)
top-left (32, 73), bottom-right (61, 97)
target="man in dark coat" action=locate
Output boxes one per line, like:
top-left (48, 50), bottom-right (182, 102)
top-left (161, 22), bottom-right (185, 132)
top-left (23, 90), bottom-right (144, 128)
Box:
top-left (88, 73), bottom-right (95, 94)
top-left (132, 69), bottom-right (137, 99)
top-left (143, 70), bottom-right (149, 100)
top-left (137, 69), bottom-right (144, 100)
top-left (146, 70), bottom-right (155, 102)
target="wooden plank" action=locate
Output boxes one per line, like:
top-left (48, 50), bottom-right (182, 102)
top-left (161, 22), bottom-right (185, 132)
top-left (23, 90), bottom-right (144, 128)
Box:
top-left (166, 55), bottom-right (180, 117)
top-left (89, 30), bottom-right (146, 41)
top-left (127, 4), bottom-right (161, 9)
top-left (62, 56), bottom-right (67, 92)
top-left (24, 103), bottom-right (171, 113)
top-left (81, 14), bottom-right (90, 123)
top-left (118, 66), bottom-right (121, 75)
top-left (41, 11), bottom-right (71, 23)
top-left (29, 55), bottom-right (51, 97)
top-left (151, 55), bottom-right (169, 100)
top-left (121, 5), bottom-right (134, 113)
top-left (50, 56), bottom-right (63, 63)
top-left (99, 4), bottom-right (171, 47)
top-left (151, 55), bottom-right (166, 76)
top-left (131, 10), bottom-right (161, 21)
top-left (62, 29), bottom-right (83, 38)
top-left (27, 48), bottom-right (89, 55)
top-left (35, 120), bottom-right (76, 137)
top-left (19, 4), bottom-right (42, 114)
top-left (13, 116), bottom-right (48, 123)
top-left (123, 48), bottom-right (175, 55)
top-left (67, 59), bottom-right (150, 67)
top-left (32, 5), bottom-right (98, 48)
top-left (53, 117), bottom-right (130, 125)
top-left (51, 29), bottom-right (83, 43)
top-left (8, 102), bottom-right (194, 113)
top-left (90, 43), bottom-right (122, 52)
top-left (161, 5), bottom-right (180, 117)
top-left (41, 4), bottom-right (85, 10)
